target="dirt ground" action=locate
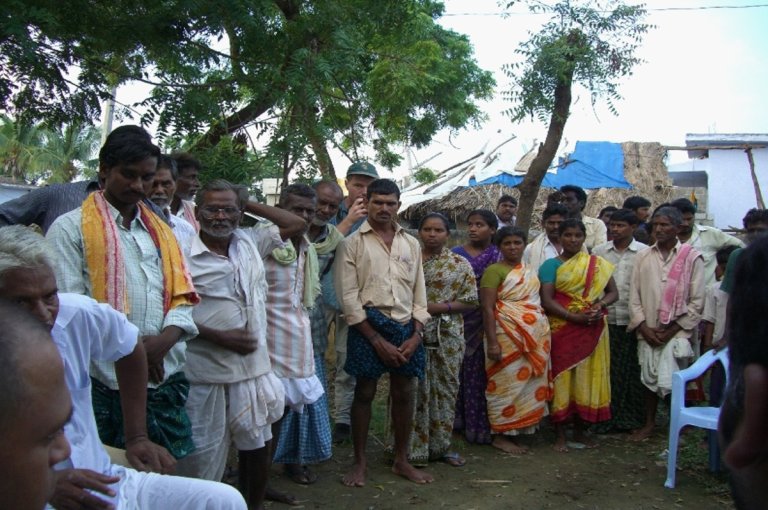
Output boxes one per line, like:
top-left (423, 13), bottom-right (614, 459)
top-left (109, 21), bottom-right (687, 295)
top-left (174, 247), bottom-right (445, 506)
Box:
top-left (266, 419), bottom-right (733, 510)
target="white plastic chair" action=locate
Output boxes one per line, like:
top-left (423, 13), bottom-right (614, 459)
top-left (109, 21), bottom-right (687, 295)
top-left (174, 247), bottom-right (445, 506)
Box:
top-left (665, 347), bottom-right (729, 488)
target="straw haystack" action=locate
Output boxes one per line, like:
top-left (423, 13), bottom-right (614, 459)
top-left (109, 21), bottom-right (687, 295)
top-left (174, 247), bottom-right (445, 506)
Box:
top-left (400, 141), bottom-right (674, 230)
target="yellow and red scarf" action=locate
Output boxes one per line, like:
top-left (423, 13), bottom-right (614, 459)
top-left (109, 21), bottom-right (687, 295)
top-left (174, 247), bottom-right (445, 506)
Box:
top-left (81, 191), bottom-right (199, 314)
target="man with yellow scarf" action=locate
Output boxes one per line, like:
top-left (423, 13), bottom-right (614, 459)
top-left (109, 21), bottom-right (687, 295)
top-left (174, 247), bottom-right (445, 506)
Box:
top-left (47, 126), bottom-right (200, 460)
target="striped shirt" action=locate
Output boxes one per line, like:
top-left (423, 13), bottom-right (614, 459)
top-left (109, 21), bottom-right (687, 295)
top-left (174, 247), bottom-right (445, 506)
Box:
top-left (47, 202), bottom-right (197, 390)
top-left (262, 230), bottom-right (315, 379)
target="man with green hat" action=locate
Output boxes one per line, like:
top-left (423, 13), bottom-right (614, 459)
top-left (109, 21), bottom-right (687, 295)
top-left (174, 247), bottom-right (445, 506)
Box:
top-left (329, 161), bottom-right (379, 443)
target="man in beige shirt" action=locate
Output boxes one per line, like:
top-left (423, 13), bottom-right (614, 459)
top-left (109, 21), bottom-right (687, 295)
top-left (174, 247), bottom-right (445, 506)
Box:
top-left (628, 206), bottom-right (705, 441)
top-left (334, 179), bottom-right (431, 488)
top-left (560, 184), bottom-right (607, 251)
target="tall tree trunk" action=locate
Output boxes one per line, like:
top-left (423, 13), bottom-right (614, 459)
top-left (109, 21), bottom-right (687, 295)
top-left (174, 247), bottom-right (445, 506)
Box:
top-left (515, 74), bottom-right (574, 235)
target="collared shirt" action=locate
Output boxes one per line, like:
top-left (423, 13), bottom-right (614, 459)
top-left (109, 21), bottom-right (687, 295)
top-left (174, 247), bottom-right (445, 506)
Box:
top-left (683, 224), bottom-right (744, 287)
top-left (523, 233), bottom-right (562, 273)
top-left (310, 225), bottom-right (340, 350)
top-left (47, 203), bottom-right (197, 390)
top-left (169, 212), bottom-right (197, 246)
top-left (628, 240), bottom-right (705, 337)
top-left (593, 239), bottom-right (649, 325)
top-left (330, 198), bottom-right (366, 235)
top-left (184, 227), bottom-right (283, 384)
top-left (174, 199), bottom-right (200, 232)
top-left (0, 180), bottom-right (99, 232)
top-left (262, 228), bottom-right (315, 379)
top-left (334, 220), bottom-right (430, 326)
top-left (497, 216), bottom-right (516, 229)
top-left (582, 215), bottom-right (608, 251)
top-left (702, 281), bottom-right (728, 344)
top-left (52, 293), bottom-right (139, 489)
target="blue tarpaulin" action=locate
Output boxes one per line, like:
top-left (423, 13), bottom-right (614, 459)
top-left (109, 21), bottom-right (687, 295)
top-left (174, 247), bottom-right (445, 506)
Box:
top-left (469, 141), bottom-right (631, 190)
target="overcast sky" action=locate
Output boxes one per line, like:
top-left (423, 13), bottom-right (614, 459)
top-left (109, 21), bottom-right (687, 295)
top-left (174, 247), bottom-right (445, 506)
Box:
top-left (113, 0), bottom-right (767, 177)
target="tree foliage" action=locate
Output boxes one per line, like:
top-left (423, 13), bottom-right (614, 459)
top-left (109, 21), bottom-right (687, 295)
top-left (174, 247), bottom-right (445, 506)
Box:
top-left (0, 115), bottom-right (99, 183)
top-left (502, 0), bottom-right (651, 233)
top-left (2, 0), bottom-right (495, 180)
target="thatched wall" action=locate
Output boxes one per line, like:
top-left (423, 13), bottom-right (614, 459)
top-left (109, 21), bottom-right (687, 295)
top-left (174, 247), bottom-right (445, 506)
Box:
top-left (400, 142), bottom-right (685, 231)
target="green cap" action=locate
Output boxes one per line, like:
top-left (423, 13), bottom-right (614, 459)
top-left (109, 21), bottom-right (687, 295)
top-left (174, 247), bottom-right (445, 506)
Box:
top-left (346, 161), bottom-right (379, 179)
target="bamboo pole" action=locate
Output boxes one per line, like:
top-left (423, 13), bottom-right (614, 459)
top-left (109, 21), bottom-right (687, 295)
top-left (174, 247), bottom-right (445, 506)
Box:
top-left (745, 148), bottom-right (765, 209)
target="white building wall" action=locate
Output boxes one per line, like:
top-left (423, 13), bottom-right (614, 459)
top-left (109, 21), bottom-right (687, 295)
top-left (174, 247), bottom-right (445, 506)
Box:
top-left (671, 148), bottom-right (768, 229)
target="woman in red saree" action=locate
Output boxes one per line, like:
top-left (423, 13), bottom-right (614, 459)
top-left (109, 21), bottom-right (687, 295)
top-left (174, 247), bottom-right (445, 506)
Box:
top-left (539, 219), bottom-right (618, 452)
top-left (481, 227), bottom-right (552, 454)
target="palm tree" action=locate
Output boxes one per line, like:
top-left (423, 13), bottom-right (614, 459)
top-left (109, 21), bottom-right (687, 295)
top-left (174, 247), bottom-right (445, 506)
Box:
top-left (40, 122), bottom-right (101, 183)
top-left (0, 115), bottom-right (47, 182)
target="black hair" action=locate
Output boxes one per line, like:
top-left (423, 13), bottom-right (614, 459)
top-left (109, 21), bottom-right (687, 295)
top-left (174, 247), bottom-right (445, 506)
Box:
top-left (560, 185), bottom-right (587, 209)
top-left (716, 245), bottom-right (739, 266)
top-left (729, 236), bottom-right (768, 370)
top-left (742, 208), bottom-right (768, 229)
top-left (466, 209), bottom-right (498, 230)
top-left (558, 218), bottom-right (586, 236)
top-left (98, 125), bottom-right (160, 168)
top-left (599, 206), bottom-right (618, 218)
top-left (157, 155), bottom-right (178, 180)
top-left (651, 202), bottom-right (672, 218)
top-left (366, 179), bottom-right (400, 200)
top-left (623, 195), bottom-right (652, 210)
top-left (497, 195), bottom-right (518, 207)
top-left (280, 183), bottom-right (316, 206)
top-left (670, 198), bottom-right (697, 215)
top-left (633, 227), bottom-right (650, 244)
top-left (494, 226), bottom-right (527, 246)
top-left (419, 212), bottom-right (450, 232)
top-left (609, 208), bottom-right (640, 226)
top-left (171, 151), bottom-right (202, 175)
top-left (542, 203), bottom-right (568, 221)
top-left (652, 206), bottom-right (683, 226)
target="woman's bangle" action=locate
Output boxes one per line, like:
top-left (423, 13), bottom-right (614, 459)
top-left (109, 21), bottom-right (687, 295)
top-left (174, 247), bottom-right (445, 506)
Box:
top-left (446, 302), bottom-right (452, 313)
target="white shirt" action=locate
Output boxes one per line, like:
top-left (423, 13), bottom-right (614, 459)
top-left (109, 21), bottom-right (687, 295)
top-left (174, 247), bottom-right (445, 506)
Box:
top-left (168, 212), bottom-right (196, 246)
top-left (51, 293), bottom-right (139, 494)
top-left (523, 233), bottom-right (562, 273)
top-left (702, 281), bottom-right (728, 344)
top-left (592, 239), bottom-right (648, 325)
top-left (184, 228), bottom-right (283, 383)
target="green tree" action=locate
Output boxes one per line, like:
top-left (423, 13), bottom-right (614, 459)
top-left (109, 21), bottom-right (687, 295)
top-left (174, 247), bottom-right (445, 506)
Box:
top-left (0, 115), bottom-right (46, 182)
top-left (503, 0), bottom-right (651, 233)
top-left (38, 122), bottom-right (101, 182)
top-left (2, 0), bottom-right (495, 181)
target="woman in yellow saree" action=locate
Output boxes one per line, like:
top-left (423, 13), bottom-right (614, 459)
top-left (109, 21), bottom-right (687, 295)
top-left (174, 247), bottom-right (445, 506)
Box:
top-left (481, 227), bottom-right (553, 454)
top-left (539, 219), bottom-right (618, 452)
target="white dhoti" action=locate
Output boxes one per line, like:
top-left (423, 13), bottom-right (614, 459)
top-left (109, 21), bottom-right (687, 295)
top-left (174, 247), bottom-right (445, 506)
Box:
top-left (177, 372), bottom-right (285, 481)
top-left (638, 336), bottom-right (695, 397)
top-left (279, 374), bottom-right (325, 413)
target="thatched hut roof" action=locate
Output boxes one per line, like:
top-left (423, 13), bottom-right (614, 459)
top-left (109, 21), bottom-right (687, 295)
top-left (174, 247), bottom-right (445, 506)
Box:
top-left (400, 141), bottom-right (676, 230)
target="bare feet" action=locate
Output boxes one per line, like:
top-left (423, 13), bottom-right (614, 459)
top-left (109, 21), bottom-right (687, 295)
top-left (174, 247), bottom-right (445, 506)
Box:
top-left (553, 436), bottom-right (569, 453)
top-left (392, 460), bottom-right (434, 484)
top-left (492, 436), bottom-right (529, 455)
top-left (629, 424), bottom-right (654, 442)
top-left (265, 486), bottom-right (298, 506)
top-left (572, 431), bottom-right (599, 449)
top-left (342, 462), bottom-right (367, 487)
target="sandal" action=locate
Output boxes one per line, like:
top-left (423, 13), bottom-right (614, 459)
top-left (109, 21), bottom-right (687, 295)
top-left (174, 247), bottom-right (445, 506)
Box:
top-left (285, 464), bottom-right (318, 485)
top-left (439, 452), bottom-right (466, 467)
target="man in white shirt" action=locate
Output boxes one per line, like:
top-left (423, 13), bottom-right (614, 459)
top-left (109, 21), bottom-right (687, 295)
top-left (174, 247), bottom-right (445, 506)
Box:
top-left (523, 204), bottom-right (568, 272)
top-left (496, 195), bottom-right (517, 228)
top-left (670, 198), bottom-right (744, 287)
top-left (179, 179), bottom-right (306, 508)
top-left (560, 184), bottom-right (607, 251)
top-left (592, 209), bottom-right (648, 432)
top-left (0, 225), bottom-right (247, 510)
